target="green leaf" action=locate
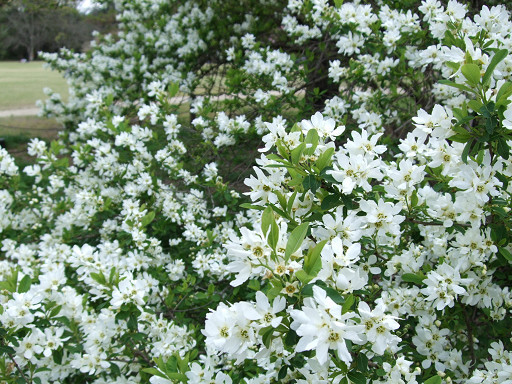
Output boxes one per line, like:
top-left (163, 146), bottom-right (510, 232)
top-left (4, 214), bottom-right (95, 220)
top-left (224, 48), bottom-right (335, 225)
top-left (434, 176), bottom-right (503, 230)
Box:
top-left (107, 362), bottom-right (120, 377)
top-left (266, 163), bottom-right (291, 169)
top-left (497, 137), bottom-right (510, 160)
top-left (0, 345), bottom-right (16, 355)
top-left (0, 269), bottom-right (18, 292)
top-left (304, 240), bottom-right (327, 276)
top-left (18, 275), bottom-right (32, 293)
top-left (284, 329), bottom-right (298, 347)
top-left (247, 279), bottom-right (260, 291)
top-left (424, 375), bottom-right (442, 384)
top-left (461, 63), bottom-right (481, 85)
top-left (285, 222), bottom-right (309, 261)
top-left (476, 149), bottom-right (485, 165)
top-left (304, 129), bottom-right (319, 156)
top-left (141, 211), bottom-right (155, 227)
top-left (303, 175), bottom-right (321, 194)
top-left (261, 206), bottom-right (274, 237)
top-left (275, 191), bottom-right (288, 210)
top-left (90, 272), bottom-right (107, 285)
top-left (240, 203), bottom-right (265, 211)
top-left (177, 354), bottom-right (189, 374)
top-left (316, 147), bottom-right (335, 171)
top-left (483, 49), bottom-right (508, 86)
top-left (452, 106), bottom-right (467, 121)
top-left (438, 79), bottom-right (476, 94)
top-left (467, 99), bottom-right (483, 112)
top-left (52, 349), bottom-right (63, 365)
top-left (347, 371), bottom-right (366, 384)
top-left (168, 82), bottom-right (180, 98)
top-left (480, 101), bottom-right (495, 116)
top-left (270, 203), bottom-right (288, 219)
top-left (54, 157), bottom-right (69, 168)
top-left (496, 82), bottom-right (512, 106)
top-left (323, 286), bottom-right (345, 304)
top-left (278, 365), bottom-right (288, 380)
top-left (321, 194), bottom-right (342, 211)
top-left (49, 305), bottom-right (62, 318)
top-left (166, 373), bottom-right (187, 382)
top-left (451, 124), bottom-right (470, 135)
top-left (260, 326), bottom-right (274, 349)
top-left (496, 172), bottom-right (509, 190)
top-left (296, 269), bottom-right (315, 284)
top-left (267, 219), bottom-right (280, 251)
top-left (445, 61), bottom-right (460, 71)
top-left (290, 123), bottom-right (301, 133)
top-left (484, 116), bottom-right (497, 134)
top-left (402, 273), bottom-right (426, 285)
top-left (109, 267), bottom-right (119, 286)
top-left (291, 142), bottom-right (306, 165)
top-left (462, 139), bottom-right (473, 164)
top-left (288, 173), bottom-right (305, 187)
top-left (142, 367), bottom-right (166, 378)
top-left (267, 282), bottom-right (283, 301)
top-left (127, 312), bottom-right (138, 330)
top-left (449, 133), bottom-right (472, 143)
top-left (266, 154), bottom-right (286, 163)
top-left (410, 190), bottom-right (418, 207)
top-left (499, 247), bottom-right (512, 261)
top-left (276, 141), bottom-right (288, 158)
top-left (356, 353), bottom-right (368, 373)
top-left (105, 94), bottom-right (114, 107)
top-left (287, 190), bottom-right (298, 214)
top-left (334, 0), bottom-right (343, 8)
top-left (342, 294), bottom-right (355, 314)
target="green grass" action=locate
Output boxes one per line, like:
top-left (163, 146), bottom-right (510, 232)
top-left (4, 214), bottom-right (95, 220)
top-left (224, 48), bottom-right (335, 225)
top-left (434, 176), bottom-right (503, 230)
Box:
top-left (0, 61), bottom-right (68, 111)
top-left (0, 116), bottom-right (61, 162)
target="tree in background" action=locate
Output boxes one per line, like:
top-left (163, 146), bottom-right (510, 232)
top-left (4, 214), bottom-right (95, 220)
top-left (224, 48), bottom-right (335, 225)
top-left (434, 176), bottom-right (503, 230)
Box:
top-left (0, 0), bottom-right (106, 60)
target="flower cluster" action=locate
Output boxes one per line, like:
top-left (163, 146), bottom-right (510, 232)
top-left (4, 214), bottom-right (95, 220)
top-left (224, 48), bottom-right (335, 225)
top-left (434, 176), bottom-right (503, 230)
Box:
top-left (1, 0), bottom-right (512, 383)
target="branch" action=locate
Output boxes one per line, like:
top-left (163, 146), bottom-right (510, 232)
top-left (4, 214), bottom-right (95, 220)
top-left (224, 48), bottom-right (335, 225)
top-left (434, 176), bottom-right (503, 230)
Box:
top-left (463, 305), bottom-right (477, 373)
top-left (0, 338), bottom-right (31, 384)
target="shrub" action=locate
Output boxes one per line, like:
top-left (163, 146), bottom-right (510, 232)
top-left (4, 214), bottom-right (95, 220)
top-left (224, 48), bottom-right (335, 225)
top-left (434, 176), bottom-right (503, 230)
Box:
top-left (1, 1), bottom-right (512, 383)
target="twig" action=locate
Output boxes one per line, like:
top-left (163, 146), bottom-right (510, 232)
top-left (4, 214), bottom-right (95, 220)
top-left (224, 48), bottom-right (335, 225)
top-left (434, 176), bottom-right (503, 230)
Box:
top-left (1, 338), bottom-right (31, 384)
top-left (463, 305), bottom-right (477, 373)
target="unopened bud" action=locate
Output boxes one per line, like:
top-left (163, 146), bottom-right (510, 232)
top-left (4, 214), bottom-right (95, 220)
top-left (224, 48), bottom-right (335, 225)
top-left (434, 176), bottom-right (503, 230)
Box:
top-left (435, 320), bottom-right (441, 327)
top-left (437, 371), bottom-right (446, 377)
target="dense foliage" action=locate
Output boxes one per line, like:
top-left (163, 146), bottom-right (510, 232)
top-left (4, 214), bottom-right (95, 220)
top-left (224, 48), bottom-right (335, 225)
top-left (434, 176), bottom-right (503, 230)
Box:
top-left (1, 0), bottom-right (512, 383)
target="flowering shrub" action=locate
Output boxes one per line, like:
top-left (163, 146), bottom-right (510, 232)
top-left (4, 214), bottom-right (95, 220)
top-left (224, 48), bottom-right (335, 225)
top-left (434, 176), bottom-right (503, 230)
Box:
top-left (1, 0), bottom-right (512, 383)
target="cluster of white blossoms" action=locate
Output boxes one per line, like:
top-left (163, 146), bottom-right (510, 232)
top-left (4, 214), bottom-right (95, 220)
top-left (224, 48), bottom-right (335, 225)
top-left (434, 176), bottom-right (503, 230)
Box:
top-left (201, 94), bottom-right (511, 381)
top-left (1, 0), bottom-right (512, 383)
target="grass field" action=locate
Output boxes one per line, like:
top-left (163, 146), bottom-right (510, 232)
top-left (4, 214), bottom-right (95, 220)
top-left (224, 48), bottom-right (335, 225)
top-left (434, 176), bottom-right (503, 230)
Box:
top-left (0, 61), bottom-right (68, 111)
top-left (0, 115), bottom-right (62, 163)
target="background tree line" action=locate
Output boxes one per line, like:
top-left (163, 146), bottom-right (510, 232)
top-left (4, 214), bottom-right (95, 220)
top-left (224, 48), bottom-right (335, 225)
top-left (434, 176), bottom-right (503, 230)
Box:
top-left (0, 0), bottom-right (115, 61)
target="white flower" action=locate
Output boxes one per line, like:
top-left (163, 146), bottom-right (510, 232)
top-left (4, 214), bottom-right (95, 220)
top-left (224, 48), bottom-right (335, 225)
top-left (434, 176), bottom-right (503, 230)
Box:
top-left (358, 301), bottom-right (400, 355)
top-left (290, 286), bottom-right (364, 365)
top-left (110, 277), bottom-right (148, 309)
top-left (243, 291), bottom-right (286, 328)
top-left (421, 263), bottom-right (472, 310)
top-left (301, 112), bottom-right (344, 141)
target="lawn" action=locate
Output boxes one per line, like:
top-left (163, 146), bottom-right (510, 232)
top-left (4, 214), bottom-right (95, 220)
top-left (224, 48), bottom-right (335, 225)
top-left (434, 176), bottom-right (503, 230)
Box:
top-left (0, 116), bottom-right (61, 163)
top-left (0, 61), bottom-right (68, 111)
